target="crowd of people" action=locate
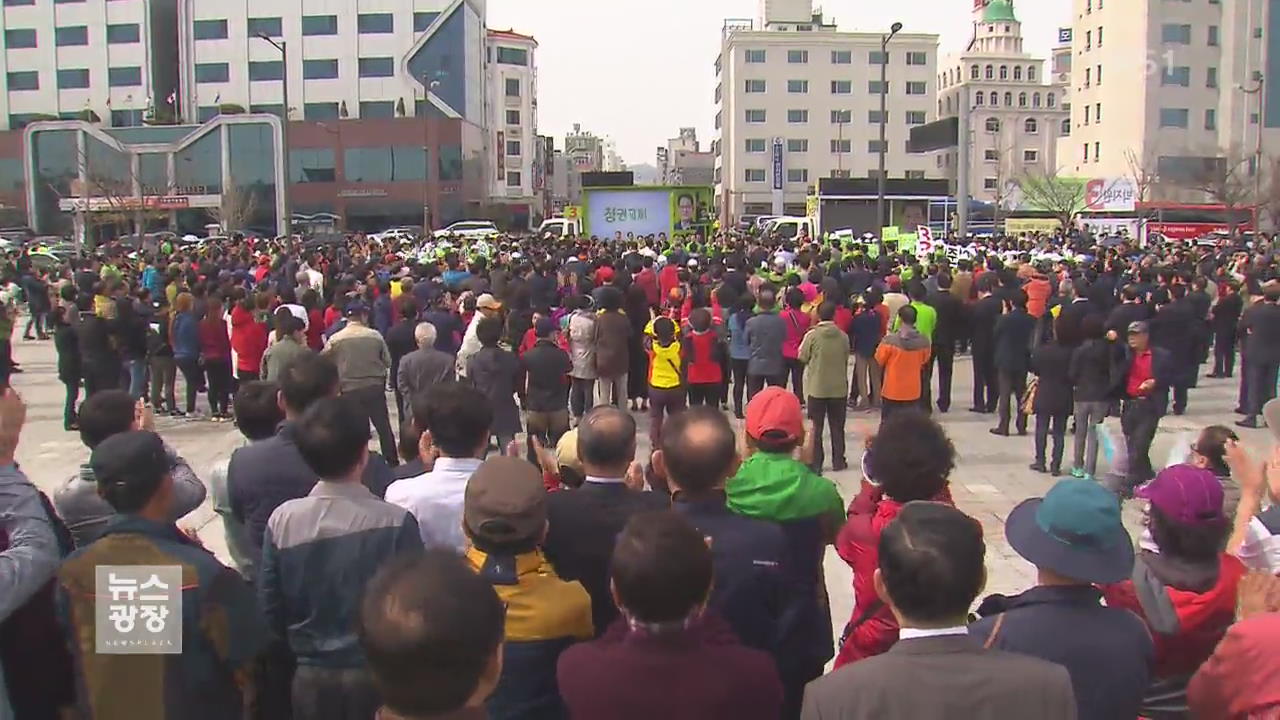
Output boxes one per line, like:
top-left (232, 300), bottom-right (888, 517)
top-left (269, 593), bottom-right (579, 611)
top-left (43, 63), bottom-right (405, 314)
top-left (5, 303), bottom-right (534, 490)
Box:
top-left (0, 225), bottom-right (1278, 719)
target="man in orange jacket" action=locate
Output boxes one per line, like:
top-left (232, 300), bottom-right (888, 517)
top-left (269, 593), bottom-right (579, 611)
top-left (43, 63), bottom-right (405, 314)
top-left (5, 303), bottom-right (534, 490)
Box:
top-left (874, 305), bottom-right (932, 421)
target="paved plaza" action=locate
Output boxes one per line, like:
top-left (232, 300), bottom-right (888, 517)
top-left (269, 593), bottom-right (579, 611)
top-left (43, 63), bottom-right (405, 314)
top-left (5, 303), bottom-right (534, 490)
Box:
top-left (11, 337), bottom-right (1273, 640)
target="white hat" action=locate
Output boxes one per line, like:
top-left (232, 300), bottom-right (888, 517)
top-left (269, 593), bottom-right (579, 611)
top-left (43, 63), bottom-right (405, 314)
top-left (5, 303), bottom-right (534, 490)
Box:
top-left (687, 258), bottom-right (699, 268)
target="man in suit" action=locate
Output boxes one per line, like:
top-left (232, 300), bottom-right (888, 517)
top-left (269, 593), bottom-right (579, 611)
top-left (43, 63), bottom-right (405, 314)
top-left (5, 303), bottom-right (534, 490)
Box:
top-left (801, 502), bottom-right (1077, 720)
top-left (928, 273), bottom-right (966, 413)
top-left (1105, 285), bottom-right (1151, 340)
top-left (968, 276), bottom-right (1002, 413)
top-left (542, 406), bottom-right (668, 633)
top-left (1149, 285), bottom-right (1197, 415)
top-left (990, 289), bottom-right (1036, 436)
top-left (1237, 288), bottom-right (1280, 429)
top-left (1054, 279), bottom-right (1098, 349)
top-left (1208, 279), bottom-right (1243, 378)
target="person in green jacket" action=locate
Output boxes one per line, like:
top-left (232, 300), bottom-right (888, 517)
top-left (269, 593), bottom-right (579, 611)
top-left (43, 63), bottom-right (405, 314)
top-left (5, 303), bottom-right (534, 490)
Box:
top-left (798, 301), bottom-right (851, 471)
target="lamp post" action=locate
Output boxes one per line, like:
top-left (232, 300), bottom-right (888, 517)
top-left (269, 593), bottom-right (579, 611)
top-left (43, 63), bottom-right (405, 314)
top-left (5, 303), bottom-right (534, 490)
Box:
top-left (876, 21), bottom-right (903, 231)
top-left (255, 32), bottom-right (290, 237)
top-left (422, 73), bottom-right (442, 232)
top-left (1242, 75), bottom-right (1265, 235)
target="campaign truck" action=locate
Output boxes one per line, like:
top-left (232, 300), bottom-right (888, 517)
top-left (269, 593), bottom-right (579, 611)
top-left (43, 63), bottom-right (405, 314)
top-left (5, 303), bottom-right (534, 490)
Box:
top-left (580, 186), bottom-right (714, 238)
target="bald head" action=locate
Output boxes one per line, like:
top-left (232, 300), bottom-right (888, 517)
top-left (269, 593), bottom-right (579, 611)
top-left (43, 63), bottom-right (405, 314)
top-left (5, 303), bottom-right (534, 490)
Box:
top-left (659, 407), bottom-right (738, 493)
top-left (577, 406), bottom-right (637, 476)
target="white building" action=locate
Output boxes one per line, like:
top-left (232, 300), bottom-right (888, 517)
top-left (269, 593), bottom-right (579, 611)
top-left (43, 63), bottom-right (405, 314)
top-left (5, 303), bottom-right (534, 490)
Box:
top-left (1, 0), bottom-right (179, 129)
top-left (659, 127), bottom-right (715, 186)
top-left (175, 0), bottom-right (487, 126)
top-left (484, 28), bottom-right (537, 210)
top-left (602, 137), bottom-right (625, 171)
top-left (1056, 0), bottom-right (1280, 197)
top-left (714, 0), bottom-right (940, 221)
top-left (565, 122), bottom-right (602, 172)
top-left (935, 0), bottom-right (1069, 205)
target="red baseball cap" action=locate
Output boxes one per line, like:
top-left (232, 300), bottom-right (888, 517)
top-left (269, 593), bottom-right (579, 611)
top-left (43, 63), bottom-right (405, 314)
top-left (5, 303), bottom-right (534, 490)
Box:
top-left (746, 387), bottom-right (804, 442)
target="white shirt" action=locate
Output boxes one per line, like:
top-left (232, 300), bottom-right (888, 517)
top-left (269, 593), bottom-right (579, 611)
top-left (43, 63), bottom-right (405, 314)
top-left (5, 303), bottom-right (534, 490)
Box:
top-left (384, 457), bottom-right (483, 551)
top-left (1237, 516), bottom-right (1280, 575)
top-left (897, 626), bottom-right (969, 640)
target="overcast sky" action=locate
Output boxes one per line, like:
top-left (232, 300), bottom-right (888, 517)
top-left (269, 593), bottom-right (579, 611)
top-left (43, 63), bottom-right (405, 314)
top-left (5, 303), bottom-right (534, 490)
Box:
top-left (487, 0), bottom-right (1070, 166)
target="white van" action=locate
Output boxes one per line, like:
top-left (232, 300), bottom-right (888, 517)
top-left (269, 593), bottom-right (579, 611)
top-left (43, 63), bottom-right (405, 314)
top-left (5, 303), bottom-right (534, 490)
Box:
top-left (763, 216), bottom-right (816, 240)
top-left (537, 217), bottom-right (582, 238)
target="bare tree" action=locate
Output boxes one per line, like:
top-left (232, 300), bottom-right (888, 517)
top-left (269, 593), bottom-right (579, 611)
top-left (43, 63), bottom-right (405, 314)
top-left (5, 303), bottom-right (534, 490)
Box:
top-left (1174, 146), bottom-right (1258, 234)
top-left (1124, 147), bottom-right (1161, 204)
top-left (1013, 169), bottom-right (1089, 230)
top-left (1264, 157), bottom-right (1280, 232)
top-left (208, 176), bottom-right (257, 232)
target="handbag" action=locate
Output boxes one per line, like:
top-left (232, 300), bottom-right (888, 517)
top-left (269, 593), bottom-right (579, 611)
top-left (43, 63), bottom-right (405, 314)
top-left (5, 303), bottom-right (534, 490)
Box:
top-left (1020, 376), bottom-right (1039, 416)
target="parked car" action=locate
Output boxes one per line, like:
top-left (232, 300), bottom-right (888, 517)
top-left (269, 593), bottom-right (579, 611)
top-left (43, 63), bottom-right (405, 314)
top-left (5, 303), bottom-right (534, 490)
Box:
top-left (432, 220), bottom-right (500, 240)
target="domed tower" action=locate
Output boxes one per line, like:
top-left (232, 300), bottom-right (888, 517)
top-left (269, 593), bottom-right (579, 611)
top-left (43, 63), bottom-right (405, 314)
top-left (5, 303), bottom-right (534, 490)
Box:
top-left (972, 0), bottom-right (1023, 55)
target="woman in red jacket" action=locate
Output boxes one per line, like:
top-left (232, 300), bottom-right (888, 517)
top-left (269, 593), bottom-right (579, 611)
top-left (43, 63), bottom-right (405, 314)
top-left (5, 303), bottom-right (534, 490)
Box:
top-left (230, 292), bottom-right (269, 382)
top-left (197, 297), bottom-right (234, 421)
top-left (1101, 464), bottom-right (1243, 717)
top-left (834, 410), bottom-right (957, 667)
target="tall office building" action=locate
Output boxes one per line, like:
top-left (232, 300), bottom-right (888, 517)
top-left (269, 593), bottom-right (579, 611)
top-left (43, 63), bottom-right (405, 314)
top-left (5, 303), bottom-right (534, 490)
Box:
top-left (1, 0), bottom-right (179, 130)
top-left (1056, 0), bottom-right (1280, 197)
top-left (936, 0), bottom-right (1069, 205)
top-left (485, 28), bottom-right (538, 225)
top-left (714, 0), bottom-right (939, 221)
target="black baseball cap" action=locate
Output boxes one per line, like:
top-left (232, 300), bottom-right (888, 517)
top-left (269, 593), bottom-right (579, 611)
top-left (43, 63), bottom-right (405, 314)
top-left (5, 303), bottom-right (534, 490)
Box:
top-left (90, 430), bottom-right (170, 497)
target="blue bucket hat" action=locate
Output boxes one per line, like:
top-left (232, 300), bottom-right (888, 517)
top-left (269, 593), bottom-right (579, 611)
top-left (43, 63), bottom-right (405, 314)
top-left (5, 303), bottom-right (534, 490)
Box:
top-left (1005, 479), bottom-right (1134, 584)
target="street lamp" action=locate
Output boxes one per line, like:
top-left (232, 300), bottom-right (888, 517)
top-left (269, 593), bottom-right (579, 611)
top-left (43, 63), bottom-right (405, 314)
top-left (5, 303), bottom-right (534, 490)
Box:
top-left (255, 32), bottom-right (290, 237)
top-left (422, 73), bottom-right (443, 232)
top-left (876, 21), bottom-right (903, 232)
top-left (1242, 75), bottom-right (1265, 235)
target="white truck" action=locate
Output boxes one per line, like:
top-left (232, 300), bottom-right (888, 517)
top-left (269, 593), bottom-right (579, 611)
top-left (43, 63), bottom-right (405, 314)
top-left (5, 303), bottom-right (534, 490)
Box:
top-left (762, 216), bottom-right (816, 240)
top-left (536, 217), bottom-right (583, 238)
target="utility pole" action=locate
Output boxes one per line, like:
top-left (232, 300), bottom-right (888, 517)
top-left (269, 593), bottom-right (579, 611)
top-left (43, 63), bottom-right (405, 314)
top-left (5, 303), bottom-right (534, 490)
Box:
top-left (876, 22), bottom-right (903, 230)
top-left (1242, 75), bottom-right (1265, 234)
top-left (256, 33), bottom-right (290, 237)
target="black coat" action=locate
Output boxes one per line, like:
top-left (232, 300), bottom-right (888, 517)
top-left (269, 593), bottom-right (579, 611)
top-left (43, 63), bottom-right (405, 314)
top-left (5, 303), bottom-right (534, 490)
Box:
top-left (1030, 343), bottom-right (1074, 415)
top-left (1149, 299), bottom-right (1197, 370)
top-left (1210, 293), bottom-right (1243, 332)
top-left (927, 290), bottom-right (966, 347)
top-left (1241, 302), bottom-right (1280, 364)
top-left (969, 296), bottom-right (1003, 354)
top-left (1105, 302), bottom-right (1151, 338)
top-left (993, 309), bottom-right (1036, 374)
top-left (1055, 299), bottom-right (1099, 348)
top-left (1069, 339), bottom-right (1113, 402)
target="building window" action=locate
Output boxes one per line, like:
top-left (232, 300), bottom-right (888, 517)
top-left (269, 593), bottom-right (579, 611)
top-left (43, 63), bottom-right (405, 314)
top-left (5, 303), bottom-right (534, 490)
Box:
top-left (745, 79), bottom-right (766, 93)
top-left (1207, 67), bottom-right (1218, 88)
top-left (867, 110), bottom-right (886, 124)
top-left (831, 139), bottom-right (852, 153)
top-left (714, 111), bottom-right (721, 129)
top-left (869, 50), bottom-right (888, 65)
top-left (504, 170), bottom-right (522, 187)
top-left (1096, 65), bottom-right (1103, 85)
top-left (787, 168), bottom-right (808, 182)
top-left (832, 50), bottom-right (852, 64)
top-left (357, 13), bottom-right (393, 33)
top-left (1208, 25), bottom-right (1219, 46)
top-left (496, 47), bottom-right (529, 65)
top-left (357, 57), bottom-right (394, 78)
top-left (746, 109), bottom-right (766, 123)
top-left (358, 101), bottom-right (394, 118)
top-left (303, 102), bottom-right (340, 120)
top-left (746, 138), bottom-right (767, 152)
top-left (1047, 94), bottom-right (1056, 108)
top-left (1004, 92), bottom-right (1013, 106)
top-left (787, 138), bottom-right (808, 152)
top-left (904, 170), bottom-right (925, 179)
top-left (303, 59), bottom-right (339, 80)
top-left (54, 26), bottom-right (88, 46)
top-left (1159, 108), bottom-right (1189, 128)
top-left (745, 49), bottom-right (766, 63)
top-left (55, 69), bottom-right (88, 89)
top-left (106, 23), bottom-right (140, 44)
top-left (1023, 149), bottom-right (1039, 163)
top-left (195, 63), bottom-right (229, 83)
top-left (984, 149), bottom-right (999, 161)
top-left (1085, 105), bottom-right (1092, 124)
top-left (505, 140), bottom-right (521, 156)
top-left (745, 169), bottom-right (766, 182)
top-left (975, 93), bottom-right (984, 106)
top-left (413, 12), bottom-right (440, 32)
top-left (787, 49), bottom-right (808, 63)
top-left (1205, 108), bottom-right (1217, 130)
top-left (301, 15), bottom-right (338, 36)
top-left (867, 80), bottom-right (888, 94)
top-left (905, 81), bottom-right (926, 95)
top-left (832, 109), bottom-right (852, 123)
top-left (985, 64), bottom-right (994, 79)
top-left (832, 80), bottom-right (853, 94)
top-left (786, 109), bottom-right (808, 123)
top-left (290, 148), bottom-right (336, 183)
top-left (1094, 142), bottom-right (1100, 161)
top-left (1, 0), bottom-right (35, 6)
top-left (249, 61), bottom-right (284, 81)
top-left (4, 29), bottom-right (37, 49)
top-left (985, 117), bottom-right (1000, 132)
top-left (1013, 65), bottom-right (1023, 81)
top-left (1095, 103), bottom-right (1102, 121)
top-left (867, 140), bottom-right (887, 153)
top-left (1025, 118), bottom-right (1038, 133)
top-left (505, 109), bottom-right (520, 125)
top-left (1061, 119), bottom-right (1070, 135)
top-left (906, 110), bottom-right (926, 125)
top-left (1015, 92), bottom-right (1025, 107)
top-left (343, 146), bottom-right (427, 182)
top-left (503, 78), bottom-right (521, 97)
top-left (107, 66), bottom-right (142, 87)
top-left (906, 51), bottom-right (927, 65)
top-left (1161, 23), bottom-right (1192, 44)
top-left (984, 177), bottom-right (999, 190)
top-left (787, 79), bottom-right (809, 93)
top-left (193, 19), bottom-right (227, 40)
top-left (989, 91), bottom-right (998, 106)
top-left (247, 17), bottom-right (282, 36)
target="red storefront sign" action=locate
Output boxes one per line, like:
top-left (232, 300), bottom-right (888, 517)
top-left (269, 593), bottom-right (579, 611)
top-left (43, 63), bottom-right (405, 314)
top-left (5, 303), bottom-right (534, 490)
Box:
top-left (1147, 221), bottom-right (1250, 239)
